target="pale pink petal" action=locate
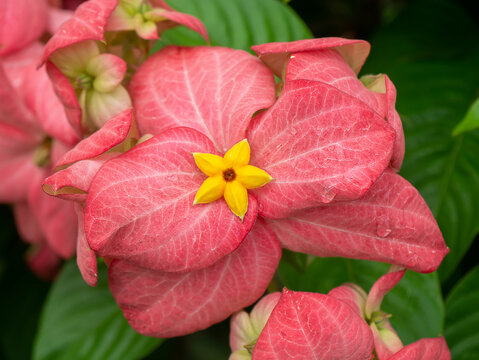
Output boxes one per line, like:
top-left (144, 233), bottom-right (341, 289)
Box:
top-left (0, 0), bottom-right (48, 56)
top-left (0, 63), bottom-right (39, 132)
top-left (365, 270), bottom-right (405, 318)
top-left (0, 124), bottom-right (42, 203)
top-left (158, 11), bottom-right (209, 43)
top-left (85, 127), bottom-right (258, 272)
top-left (252, 289), bottom-right (374, 360)
top-left (48, 8), bottom-right (74, 34)
top-left (46, 61), bottom-right (83, 136)
top-left (130, 46), bottom-right (275, 153)
top-left (26, 242), bottom-right (62, 281)
top-left (371, 322), bottom-right (403, 360)
top-left (247, 79), bottom-right (395, 218)
top-left (42, 0), bottom-right (118, 63)
top-left (266, 169), bottom-right (448, 273)
top-left (328, 283), bottom-right (368, 317)
top-left (388, 337), bottom-right (450, 360)
top-left (251, 38), bottom-right (370, 78)
top-left (75, 203), bottom-right (97, 287)
top-left (21, 60), bottom-right (80, 145)
top-left (28, 173), bottom-right (77, 258)
top-left (55, 108), bottom-right (135, 167)
top-left (250, 292), bottom-right (282, 335)
top-left (230, 311), bottom-right (256, 353)
top-left (108, 218), bottom-right (281, 337)
top-left (13, 202), bottom-right (43, 244)
top-left (43, 153), bottom-right (119, 202)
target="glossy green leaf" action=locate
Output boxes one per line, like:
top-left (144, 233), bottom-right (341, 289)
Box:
top-left (445, 266), bottom-right (479, 359)
top-left (278, 257), bottom-right (444, 345)
top-left (453, 98), bottom-right (479, 136)
top-left (361, 0), bottom-right (479, 280)
top-left (154, 0), bottom-right (312, 51)
top-left (33, 261), bottom-right (162, 360)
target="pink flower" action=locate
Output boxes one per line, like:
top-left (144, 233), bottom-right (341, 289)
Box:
top-left (41, 0), bottom-right (208, 135)
top-left (230, 270), bottom-right (450, 359)
top-left (0, 39), bottom-right (79, 278)
top-left (59, 38), bottom-right (447, 337)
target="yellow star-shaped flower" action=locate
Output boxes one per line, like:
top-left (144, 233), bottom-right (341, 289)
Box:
top-left (193, 139), bottom-right (272, 220)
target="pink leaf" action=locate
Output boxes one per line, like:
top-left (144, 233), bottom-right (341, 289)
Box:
top-left (384, 75), bottom-right (404, 171)
top-left (130, 46), bottom-right (275, 153)
top-left (42, 0), bottom-right (118, 63)
top-left (108, 218), bottom-right (281, 337)
top-left (29, 172), bottom-right (77, 258)
top-left (252, 289), bottom-right (374, 360)
top-left (159, 11), bottom-right (209, 43)
top-left (247, 79), bottom-right (395, 218)
top-left (85, 127), bottom-right (258, 272)
top-left (251, 38), bottom-right (370, 78)
top-left (266, 169), bottom-right (448, 273)
top-left (13, 202), bottom-right (43, 245)
top-left (75, 202), bottom-right (98, 287)
top-left (388, 337), bottom-right (450, 360)
top-left (26, 242), bottom-right (62, 281)
top-left (0, 0), bottom-right (48, 56)
top-left (46, 61), bottom-right (83, 137)
top-left (55, 108), bottom-right (135, 168)
top-left (328, 283), bottom-right (368, 317)
top-left (43, 153), bottom-right (118, 202)
top-left (365, 270), bottom-right (405, 318)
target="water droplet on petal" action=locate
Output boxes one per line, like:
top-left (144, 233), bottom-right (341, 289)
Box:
top-left (289, 127), bottom-right (297, 135)
top-left (167, 174), bottom-right (178, 182)
top-left (376, 223), bottom-right (392, 238)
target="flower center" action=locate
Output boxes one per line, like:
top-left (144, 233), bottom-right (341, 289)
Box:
top-left (223, 168), bottom-right (236, 182)
top-left (192, 139), bottom-right (272, 220)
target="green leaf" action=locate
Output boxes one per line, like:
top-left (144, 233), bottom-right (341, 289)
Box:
top-left (278, 257), bottom-right (444, 345)
top-left (445, 266), bottom-right (479, 359)
top-left (361, 0), bottom-right (479, 281)
top-left (153, 0), bottom-right (312, 52)
top-left (453, 98), bottom-right (479, 136)
top-left (33, 261), bottom-right (162, 360)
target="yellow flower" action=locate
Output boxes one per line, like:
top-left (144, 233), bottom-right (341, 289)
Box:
top-left (193, 139), bottom-right (272, 220)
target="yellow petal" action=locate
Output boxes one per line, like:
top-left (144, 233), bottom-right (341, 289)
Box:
top-left (236, 165), bottom-right (273, 189)
top-left (224, 180), bottom-right (248, 220)
top-left (193, 153), bottom-right (225, 176)
top-left (224, 139), bottom-right (250, 167)
top-left (193, 176), bottom-right (226, 204)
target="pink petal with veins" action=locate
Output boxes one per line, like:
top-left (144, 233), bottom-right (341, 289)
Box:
top-left (86, 127), bottom-right (258, 272)
top-left (388, 337), bottom-right (450, 360)
top-left (284, 50), bottom-right (404, 171)
top-left (328, 283), bottom-right (367, 317)
top-left (42, 0), bottom-right (118, 63)
top-left (29, 171), bottom-right (77, 258)
top-left (159, 11), bottom-right (209, 43)
top-left (130, 46), bottom-right (275, 153)
top-left (0, 0), bottom-right (48, 56)
top-left (55, 108), bottom-right (134, 167)
top-left (252, 289), bottom-right (374, 360)
top-left (247, 79), bottom-right (395, 218)
top-left (365, 270), bottom-right (405, 318)
top-left (75, 202), bottom-right (97, 286)
top-left (44, 153), bottom-right (118, 202)
top-left (252, 38), bottom-right (370, 77)
top-left (266, 169), bottom-right (448, 273)
top-left (108, 218), bottom-right (281, 337)
top-left (46, 61), bottom-right (82, 136)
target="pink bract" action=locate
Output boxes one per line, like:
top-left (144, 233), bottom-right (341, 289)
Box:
top-left (79, 43), bottom-right (447, 337)
top-left (252, 289), bottom-right (374, 359)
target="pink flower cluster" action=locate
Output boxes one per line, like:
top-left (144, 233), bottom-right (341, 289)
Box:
top-left (1, 0), bottom-right (450, 355)
top-left (230, 269), bottom-right (450, 359)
